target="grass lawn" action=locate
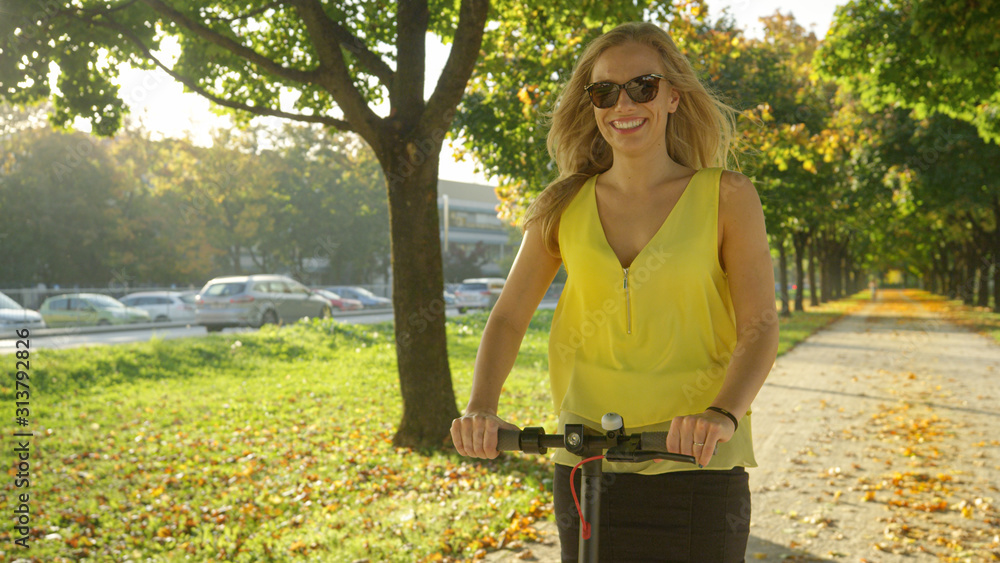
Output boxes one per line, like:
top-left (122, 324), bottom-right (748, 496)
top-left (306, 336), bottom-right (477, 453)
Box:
top-left (0, 295), bottom-right (863, 562)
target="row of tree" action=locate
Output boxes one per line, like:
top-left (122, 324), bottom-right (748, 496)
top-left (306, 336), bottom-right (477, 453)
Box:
top-left (0, 107), bottom-right (392, 288)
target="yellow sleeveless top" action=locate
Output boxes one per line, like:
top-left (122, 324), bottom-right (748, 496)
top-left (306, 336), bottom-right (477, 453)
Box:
top-left (548, 167), bottom-right (757, 474)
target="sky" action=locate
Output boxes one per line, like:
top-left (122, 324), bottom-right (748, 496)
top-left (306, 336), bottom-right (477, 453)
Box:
top-left (105, 1), bottom-right (846, 186)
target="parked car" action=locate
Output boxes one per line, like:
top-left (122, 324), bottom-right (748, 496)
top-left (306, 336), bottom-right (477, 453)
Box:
top-left (39, 293), bottom-right (151, 327)
top-left (195, 274), bottom-right (333, 332)
top-left (120, 291), bottom-right (198, 323)
top-left (0, 291), bottom-right (46, 330)
top-left (443, 290), bottom-right (456, 306)
top-left (326, 286), bottom-right (391, 308)
top-left (312, 289), bottom-right (363, 312)
top-left (454, 277), bottom-right (505, 313)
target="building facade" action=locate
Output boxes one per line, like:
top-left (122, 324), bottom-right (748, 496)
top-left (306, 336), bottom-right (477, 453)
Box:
top-left (438, 179), bottom-right (519, 277)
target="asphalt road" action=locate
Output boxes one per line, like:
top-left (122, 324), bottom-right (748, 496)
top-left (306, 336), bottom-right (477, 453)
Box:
top-left (0, 301), bottom-right (558, 354)
top-left (0, 308), bottom-right (399, 354)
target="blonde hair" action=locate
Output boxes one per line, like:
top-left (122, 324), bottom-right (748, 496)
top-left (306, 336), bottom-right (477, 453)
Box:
top-left (524, 22), bottom-right (740, 255)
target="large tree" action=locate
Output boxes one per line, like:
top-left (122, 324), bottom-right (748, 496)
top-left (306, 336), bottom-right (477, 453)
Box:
top-left (1, 0), bottom-right (493, 447)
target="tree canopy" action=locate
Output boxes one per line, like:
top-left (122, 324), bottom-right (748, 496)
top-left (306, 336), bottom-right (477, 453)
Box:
top-left (816, 0), bottom-right (1000, 145)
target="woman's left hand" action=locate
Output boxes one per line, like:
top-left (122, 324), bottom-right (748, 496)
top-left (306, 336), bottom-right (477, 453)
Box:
top-left (666, 409), bottom-right (737, 468)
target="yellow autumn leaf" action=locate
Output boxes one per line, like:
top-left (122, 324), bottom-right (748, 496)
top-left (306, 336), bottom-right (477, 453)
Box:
top-left (517, 86), bottom-right (531, 106)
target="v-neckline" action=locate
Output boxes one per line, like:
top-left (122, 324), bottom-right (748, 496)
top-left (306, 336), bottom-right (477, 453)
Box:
top-left (593, 167), bottom-right (703, 270)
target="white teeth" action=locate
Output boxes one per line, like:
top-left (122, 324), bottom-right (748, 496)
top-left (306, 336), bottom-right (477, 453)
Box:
top-left (612, 118), bottom-right (644, 130)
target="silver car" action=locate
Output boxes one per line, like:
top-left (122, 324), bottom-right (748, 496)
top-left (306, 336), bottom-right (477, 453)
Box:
top-left (120, 291), bottom-right (198, 323)
top-left (0, 291), bottom-right (46, 330)
top-left (195, 275), bottom-right (332, 332)
top-left (453, 278), bottom-right (505, 313)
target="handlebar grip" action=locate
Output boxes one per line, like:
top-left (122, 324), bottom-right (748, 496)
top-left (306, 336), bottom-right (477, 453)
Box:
top-left (640, 432), bottom-right (669, 452)
top-left (496, 428), bottom-right (521, 451)
top-left (639, 431), bottom-right (717, 456)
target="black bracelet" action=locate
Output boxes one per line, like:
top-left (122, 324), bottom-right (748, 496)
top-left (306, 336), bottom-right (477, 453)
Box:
top-left (707, 406), bottom-right (739, 432)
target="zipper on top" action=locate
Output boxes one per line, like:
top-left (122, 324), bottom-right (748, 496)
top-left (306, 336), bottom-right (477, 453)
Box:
top-left (623, 267), bottom-right (632, 335)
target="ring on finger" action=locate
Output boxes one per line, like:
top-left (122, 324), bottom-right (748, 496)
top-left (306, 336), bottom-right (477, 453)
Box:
top-left (693, 441), bottom-right (705, 447)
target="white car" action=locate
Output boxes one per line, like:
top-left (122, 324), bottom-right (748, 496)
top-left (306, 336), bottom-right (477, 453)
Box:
top-left (120, 291), bottom-right (198, 323)
top-left (0, 291), bottom-right (46, 330)
top-left (453, 278), bottom-right (505, 313)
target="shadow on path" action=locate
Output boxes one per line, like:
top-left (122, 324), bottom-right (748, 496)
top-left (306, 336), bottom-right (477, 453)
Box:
top-left (761, 381), bottom-right (1000, 418)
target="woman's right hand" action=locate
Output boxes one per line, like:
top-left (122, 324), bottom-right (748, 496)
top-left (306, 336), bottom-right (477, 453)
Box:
top-left (450, 411), bottom-right (519, 459)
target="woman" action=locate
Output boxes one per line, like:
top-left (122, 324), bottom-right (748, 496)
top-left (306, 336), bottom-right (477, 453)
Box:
top-left (451, 21), bottom-right (778, 562)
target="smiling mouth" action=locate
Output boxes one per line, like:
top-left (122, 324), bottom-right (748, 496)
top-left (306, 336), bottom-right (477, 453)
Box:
top-left (610, 118), bottom-right (646, 131)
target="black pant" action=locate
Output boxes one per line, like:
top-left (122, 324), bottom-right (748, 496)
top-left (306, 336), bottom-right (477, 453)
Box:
top-left (553, 464), bottom-right (750, 562)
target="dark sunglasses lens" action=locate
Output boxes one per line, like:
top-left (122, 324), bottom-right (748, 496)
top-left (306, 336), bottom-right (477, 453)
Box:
top-left (625, 76), bottom-right (660, 103)
top-left (589, 84), bottom-right (619, 108)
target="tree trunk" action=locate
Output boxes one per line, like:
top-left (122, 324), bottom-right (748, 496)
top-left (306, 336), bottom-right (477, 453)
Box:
top-left (936, 245), bottom-right (948, 295)
top-left (993, 197), bottom-right (1000, 312)
top-left (977, 266), bottom-right (990, 307)
top-left (993, 241), bottom-right (1000, 313)
top-left (963, 241), bottom-right (976, 305)
top-left (382, 140), bottom-right (460, 448)
top-left (792, 231), bottom-right (806, 312)
top-left (944, 243), bottom-right (958, 298)
top-left (808, 237), bottom-right (820, 306)
top-left (230, 245), bottom-right (243, 274)
top-left (831, 241), bottom-right (843, 299)
top-left (931, 255), bottom-right (942, 295)
top-left (778, 235), bottom-right (791, 317)
top-left (993, 250), bottom-right (1000, 313)
top-left (820, 236), bottom-right (832, 303)
top-left (842, 245), bottom-right (853, 295)
top-left (840, 244), bottom-right (849, 297)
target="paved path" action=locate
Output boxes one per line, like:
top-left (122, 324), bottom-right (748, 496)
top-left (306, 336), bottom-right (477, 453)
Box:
top-left (486, 290), bottom-right (1000, 562)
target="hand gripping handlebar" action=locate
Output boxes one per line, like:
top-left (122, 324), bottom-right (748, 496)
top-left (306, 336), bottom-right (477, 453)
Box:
top-left (496, 424), bottom-right (700, 464)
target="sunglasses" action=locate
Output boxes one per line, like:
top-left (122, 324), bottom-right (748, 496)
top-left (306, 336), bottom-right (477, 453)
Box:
top-left (584, 73), bottom-right (666, 109)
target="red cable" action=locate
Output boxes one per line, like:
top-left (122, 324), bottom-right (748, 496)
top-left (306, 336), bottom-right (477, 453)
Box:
top-left (569, 455), bottom-right (606, 540)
